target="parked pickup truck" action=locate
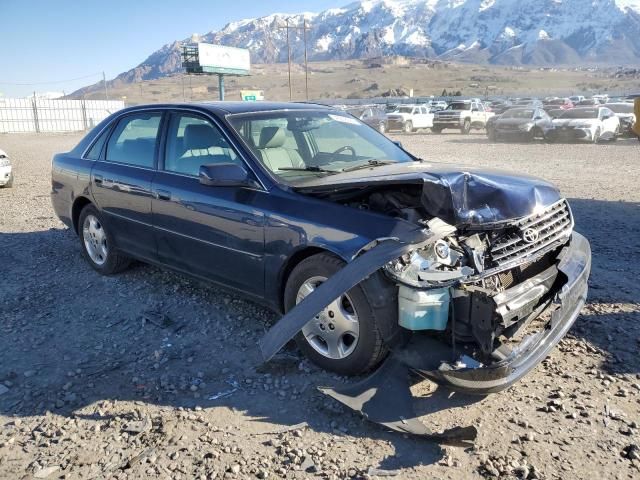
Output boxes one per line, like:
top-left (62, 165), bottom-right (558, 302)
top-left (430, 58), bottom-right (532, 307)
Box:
top-left (432, 100), bottom-right (494, 134)
top-left (386, 105), bottom-right (434, 133)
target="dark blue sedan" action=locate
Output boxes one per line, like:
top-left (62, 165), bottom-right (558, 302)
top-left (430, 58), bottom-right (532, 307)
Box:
top-left (51, 102), bottom-right (590, 391)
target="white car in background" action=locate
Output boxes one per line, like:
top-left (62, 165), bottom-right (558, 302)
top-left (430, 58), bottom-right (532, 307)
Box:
top-left (0, 149), bottom-right (13, 188)
top-left (549, 106), bottom-right (620, 143)
top-left (604, 102), bottom-right (637, 136)
top-left (386, 105), bottom-right (434, 133)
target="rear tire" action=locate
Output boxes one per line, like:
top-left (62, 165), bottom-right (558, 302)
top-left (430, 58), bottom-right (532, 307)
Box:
top-left (78, 204), bottom-right (131, 275)
top-left (404, 121), bottom-right (414, 134)
top-left (284, 253), bottom-right (391, 376)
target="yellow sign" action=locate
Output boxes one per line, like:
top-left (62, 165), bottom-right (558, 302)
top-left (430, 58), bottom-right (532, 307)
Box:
top-left (633, 98), bottom-right (640, 138)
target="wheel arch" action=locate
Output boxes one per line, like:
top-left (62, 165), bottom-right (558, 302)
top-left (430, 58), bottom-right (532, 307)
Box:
top-left (71, 196), bottom-right (93, 234)
top-left (278, 246), bottom-right (344, 313)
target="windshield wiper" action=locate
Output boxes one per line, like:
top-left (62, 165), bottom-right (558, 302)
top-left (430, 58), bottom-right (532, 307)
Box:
top-left (277, 166), bottom-right (339, 174)
top-left (341, 159), bottom-right (397, 173)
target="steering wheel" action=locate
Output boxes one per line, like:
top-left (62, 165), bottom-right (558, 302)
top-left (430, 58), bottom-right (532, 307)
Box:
top-left (333, 145), bottom-right (356, 157)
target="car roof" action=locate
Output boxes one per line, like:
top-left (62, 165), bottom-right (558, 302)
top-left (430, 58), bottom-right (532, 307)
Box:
top-left (116, 101), bottom-right (335, 116)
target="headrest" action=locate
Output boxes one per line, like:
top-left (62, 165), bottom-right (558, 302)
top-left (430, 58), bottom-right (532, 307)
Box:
top-left (184, 124), bottom-right (226, 150)
top-left (258, 127), bottom-right (286, 149)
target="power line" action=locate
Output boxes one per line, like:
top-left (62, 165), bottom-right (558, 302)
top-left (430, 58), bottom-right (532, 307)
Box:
top-left (0, 72), bottom-right (104, 86)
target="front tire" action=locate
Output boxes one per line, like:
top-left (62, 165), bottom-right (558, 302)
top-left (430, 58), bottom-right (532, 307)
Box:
top-left (404, 121), bottom-right (414, 134)
top-left (284, 253), bottom-right (389, 375)
top-left (593, 127), bottom-right (601, 144)
top-left (378, 122), bottom-right (386, 134)
top-left (461, 119), bottom-right (471, 135)
top-left (78, 204), bottom-right (131, 275)
top-left (531, 127), bottom-right (543, 142)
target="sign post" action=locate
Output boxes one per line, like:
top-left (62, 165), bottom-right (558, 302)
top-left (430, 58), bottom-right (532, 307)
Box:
top-left (182, 43), bottom-right (251, 101)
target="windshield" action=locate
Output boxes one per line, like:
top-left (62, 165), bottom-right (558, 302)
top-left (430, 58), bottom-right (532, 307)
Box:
top-left (446, 103), bottom-right (471, 111)
top-left (560, 108), bottom-right (598, 119)
top-left (227, 110), bottom-right (415, 183)
top-left (501, 109), bottom-right (535, 119)
top-left (605, 104), bottom-right (633, 113)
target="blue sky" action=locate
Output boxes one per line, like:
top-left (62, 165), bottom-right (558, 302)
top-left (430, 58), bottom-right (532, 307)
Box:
top-left (0, 0), bottom-right (341, 97)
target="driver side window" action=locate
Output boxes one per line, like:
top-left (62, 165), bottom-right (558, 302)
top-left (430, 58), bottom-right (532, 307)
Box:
top-left (164, 113), bottom-right (240, 177)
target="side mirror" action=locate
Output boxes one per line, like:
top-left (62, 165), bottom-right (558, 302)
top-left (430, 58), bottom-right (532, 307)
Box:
top-left (199, 163), bottom-right (255, 188)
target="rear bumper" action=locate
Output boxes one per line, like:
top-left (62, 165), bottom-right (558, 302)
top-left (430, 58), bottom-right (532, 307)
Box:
top-left (422, 232), bottom-right (591, 394)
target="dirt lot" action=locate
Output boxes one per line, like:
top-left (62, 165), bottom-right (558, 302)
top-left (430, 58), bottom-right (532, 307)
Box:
top-left (0, 131), bottom-right (639, 480)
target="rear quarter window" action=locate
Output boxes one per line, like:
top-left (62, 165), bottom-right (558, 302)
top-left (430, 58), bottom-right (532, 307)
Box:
top-left (84, 126), bottom-right (112, 160)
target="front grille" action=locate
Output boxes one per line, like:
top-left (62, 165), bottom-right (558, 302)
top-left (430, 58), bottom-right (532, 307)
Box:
top-left (436, 114), bottom-right (460, 120)
top-left (489, 199), bottom-right (573, 267)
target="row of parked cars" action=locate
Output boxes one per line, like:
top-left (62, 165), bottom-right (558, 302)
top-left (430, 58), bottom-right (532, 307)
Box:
top-left (341, 95), bottom-right (640, 143)
top-left (342, 99), bottom-right (495, 135)
top-left (486, 97), bottom-right (639, 143)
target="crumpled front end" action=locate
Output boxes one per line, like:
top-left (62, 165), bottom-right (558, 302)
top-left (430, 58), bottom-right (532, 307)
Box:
top-left (411, 232), bottom-right (590, 394)
top-left (383, 196), bottom-right (589, 393)
top-left (260, 171), bottom-right (591, 438)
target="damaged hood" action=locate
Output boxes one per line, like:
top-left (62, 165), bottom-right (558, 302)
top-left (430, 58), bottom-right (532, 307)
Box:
top-left (294, 162), bottom-right (562, 227)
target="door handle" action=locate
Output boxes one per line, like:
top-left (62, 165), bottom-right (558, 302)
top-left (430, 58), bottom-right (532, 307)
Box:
top-left (154, 189), bottom-right (171, 201)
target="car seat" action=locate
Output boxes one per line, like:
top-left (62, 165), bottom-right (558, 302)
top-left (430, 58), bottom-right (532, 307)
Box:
top-left (256, 127), bottom-right (304, 171)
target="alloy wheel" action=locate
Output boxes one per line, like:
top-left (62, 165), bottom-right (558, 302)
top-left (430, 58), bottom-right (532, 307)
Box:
top-left (82, 214), bottom-right (108, 266)
top-left (297, 276), bottom-right (360, 360)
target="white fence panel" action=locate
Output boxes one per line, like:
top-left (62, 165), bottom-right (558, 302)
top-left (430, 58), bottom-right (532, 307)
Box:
top-left (0, 98), bottom-right (36, 133)
top-left (0, 98), bottom-right (125, 133)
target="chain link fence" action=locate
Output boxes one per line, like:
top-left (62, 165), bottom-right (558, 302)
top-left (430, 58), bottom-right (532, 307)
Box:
top-left (0, 98), bottom-right (125, 133)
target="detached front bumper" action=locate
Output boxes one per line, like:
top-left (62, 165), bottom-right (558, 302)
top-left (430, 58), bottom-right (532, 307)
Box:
top-left (422, 232), bottom-right (591, 394)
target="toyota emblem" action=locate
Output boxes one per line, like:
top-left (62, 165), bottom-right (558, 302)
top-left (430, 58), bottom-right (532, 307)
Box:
top-left (522, 228), bottom-right (540, 244)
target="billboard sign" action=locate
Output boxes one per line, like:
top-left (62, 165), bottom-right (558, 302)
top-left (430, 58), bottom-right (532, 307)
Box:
top-left (196, 44), bottom-right (250, 76)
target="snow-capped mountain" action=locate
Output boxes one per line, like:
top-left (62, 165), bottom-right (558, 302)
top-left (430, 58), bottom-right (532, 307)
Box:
top-left (84, 0), bottom-right (640, 89)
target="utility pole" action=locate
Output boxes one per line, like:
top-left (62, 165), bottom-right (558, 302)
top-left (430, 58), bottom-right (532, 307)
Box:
top-left (102, 71), bottom-right (109, 101)
top-left (279, 18), bottom-right (312, 101)
top-left (303, 19), bottom-right (309, 100)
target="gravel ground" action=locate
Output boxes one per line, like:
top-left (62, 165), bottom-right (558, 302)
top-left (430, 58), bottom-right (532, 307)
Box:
top-left (0, 131), bottom-right (639, 480)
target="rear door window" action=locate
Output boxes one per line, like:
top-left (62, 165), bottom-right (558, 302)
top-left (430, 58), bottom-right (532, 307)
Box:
top-left (105, 113), bottom-right (162, 168)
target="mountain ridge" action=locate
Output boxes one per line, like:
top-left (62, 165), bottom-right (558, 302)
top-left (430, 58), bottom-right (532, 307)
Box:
top-left (73, 0), bottom-right (640, 96)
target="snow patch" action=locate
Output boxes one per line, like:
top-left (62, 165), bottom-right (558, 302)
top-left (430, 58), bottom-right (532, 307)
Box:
top-left (616, 0), bottom-right (640, 13)
top-left (538, 30), bottom-right (550, 40)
